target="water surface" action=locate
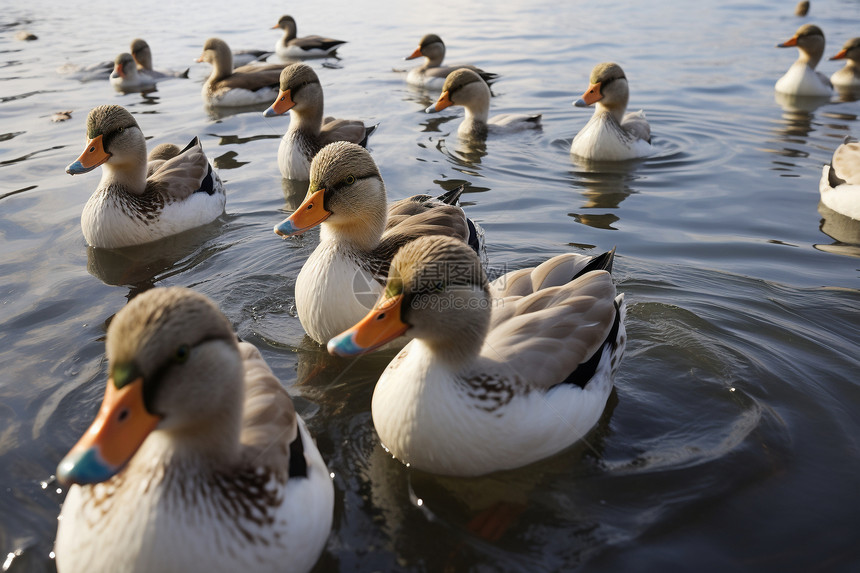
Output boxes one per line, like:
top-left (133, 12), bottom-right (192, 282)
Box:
top-left (1, 0), bottom-right (859, 571)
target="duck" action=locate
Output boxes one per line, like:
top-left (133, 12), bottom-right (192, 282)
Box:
top-left (819, 136), bottom-right (860, 221)
top-left (66, 104), bottom-right (226, 249)
top-left (570, 62), bottom-right (653, 161)
top-left (829, 37), bottom-right (860, 90)
top-left (54, 287), bottom-right (334, 573)
top-left (197, 37), bottom-right (285, 107)
top-left (775, 24), bottom-right (833, 97)
top-left (425, 68), bottom-right (541, 140)
top-left (129, 38), bottom-right (189, 80)
top-left (109, 53), bottom-right (157, 93)
top-left (262, 63), bottom-right (377, 180)
top-left (404, 33), bottom-right (498, 90)
top-left (327, 235), bottom-right (626, 477)
top-left (273, 141), bottom-right (483, 345)
top-left (272, 15), bottom-right (346, 59)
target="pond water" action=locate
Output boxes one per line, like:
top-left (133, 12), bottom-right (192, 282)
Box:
top-left (1, 0), bottom-right (858, 571)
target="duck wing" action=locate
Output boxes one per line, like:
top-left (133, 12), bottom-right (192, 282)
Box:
top-left (146, 137), bottom-right (217, 201)
top-left (621, 110), bottom-right (651, 143)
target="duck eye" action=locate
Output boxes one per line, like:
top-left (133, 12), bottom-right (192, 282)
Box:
top-left (118, 127), bottom-right (124, 133)
top-left (345, 175), bottom-right (355, 185)
top-left (174, 344), bottom-right (190, 363)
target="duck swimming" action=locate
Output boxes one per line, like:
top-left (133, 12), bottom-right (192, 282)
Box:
top-left (425, 68), bottom-right (541, 140)
top-left (197, 37), bottom-right (285, 107)
top-left (328, 236), bottom-right (626, 477)
top-left (775, 24), bottom-right (833, 97)
top-left (272, 15), bottom-right (346, 59)
top-left (54, 287), bottom-right (333, 573)
top-left (819, 136), bottom-right (860, 221)
top-left (274, 141), bottom-right (483, 345)
top-left (404, 34), bottom-right (498, 90)
top-left (571, 62), bottom-right (653, 161)
top-left (263, 63), bottom-right (377, 180)
top-left (830, 37), bottom-right (860, 90)
top-left (66, 105), bottom-right (225, 249)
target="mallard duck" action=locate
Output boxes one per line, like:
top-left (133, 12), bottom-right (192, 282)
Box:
top-left (273, 141), bottom-right (483, 345)
top-left (830, 37), bottom-right (860, 89)
top-left (272, 15), bottom-right (346, 59)
top-left (54, 287), bottom-right (334, 573)
top-left (129, 38), bottom-right (189, 80)
top-left (66, 105), bottom-right (225, 249)
top-left (328, 236), bottom-right (626, 477)
top-left (819, 136), bottom-right (860, 221)
top-left (197, 37), bottom-right (285, 107)
top-left (775, 24), bottom-right (833, 96)
top-left (262, 63), bottom-right (377, 180)
top-left (109, 52), bottom-right (157, 92)
top-left (571, 62), bottom-right (653, 161)
top-left (404, 34), bottom-right (498, 90)
top-left (425, 68), bottom-right (541, 140)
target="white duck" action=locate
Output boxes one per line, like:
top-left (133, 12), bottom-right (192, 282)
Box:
top-left (425, 68), bottom-right (541, 140)
top-left (272, 15), bottom-right (346, 59)
top-left (830, 37), bottom-right (860, 90)
top-left (66, 104), bottom-right (225, 249)
top-left (273, 141), bottom-right (483, 345)
top-left (328, 236), bottom-right (626, 477)
top-left (263, 63), bottom-right (377, 180)
top-left (775, 24), bottom-right (833, 97)
top-left (109, 53), bottom-right (157, 93)
top-left (54, 287), bottom-right (334, 573)
top-left (404, 33), bottom-right (498, 90)
top-left (819, 136), bottom-right (860, 221)
top-left (571, 62), bottom-right (653, 161)
top-left (129, 38), bottom-right (189, 80)
top-left (197, 37), bottom-right (285, 107)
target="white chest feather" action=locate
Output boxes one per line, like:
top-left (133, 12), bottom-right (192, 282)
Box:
top-left (278, 130), bottom-right (314, 180)
top-left (571, 112), bottom-right (653, 161)
top-left (775, 62), bottom-right (833, 96)
top-left (295, 242), bottom-right (383, 343)
top-left (203, 83), bottom-right (279, 107)
top-left (406, 68), bottom-right (445, 90)
top-left (370, 341), bottom-right (617, 476)
top-left (81, 184), bottom-right (225, 249)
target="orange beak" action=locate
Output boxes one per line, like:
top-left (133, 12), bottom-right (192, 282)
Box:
top-left (830, 48), bottom-right (848, 61)
top-left (66, 134), bottom-right (110, 174)
top-left (327, 294), bottom-right (409, 356)
top-left (56, 377), bottom-right (161, 486)
top-left (574, 82), bottom-right (603, 107)
top-left (263, 89), bottom-right (296, 117)
top-left (777, 36), bottom-right (799, 48)
top-left (274, 187), bottom-right (331, 236)
top-left (427, 90), bottom-right (454, 113)
top-left (405, 46), bottom-right (423, 60)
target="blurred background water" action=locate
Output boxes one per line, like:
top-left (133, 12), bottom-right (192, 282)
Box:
top-left (1, 0), bottom-right (858, 571)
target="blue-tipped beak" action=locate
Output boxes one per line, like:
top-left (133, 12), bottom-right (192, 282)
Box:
top-left (66, 160), bottom-right (95, 175)
top-left (573, 98), bottom-right (588, 108)
top-left (262, 105), bottom-right (283, 118)
top-left (327, 330), bottom-right (364, 357)
top-left (274, 218), bottom-right (300, 237)
top-left (57, 446), bottom-right (117, 486)
top-left (425, 103), bottom-right (439, 114)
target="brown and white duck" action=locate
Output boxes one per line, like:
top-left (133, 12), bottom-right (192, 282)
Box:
top-left (328, 236), bottom-right (626, 477)
top-left (272, 15), bottom-right (346, 59)
top-left (425, 68), bottom-right (541, 140)
top-left (404, 33), bottom-right (498, 89)
top-left (775, 24), bottom-right (833, 96)
top-left (54, 287), bottom-right (334, 573)
top-left (263, 63), bottom-right (377, 179)
top-left (197, 37), bottom-right (285, 107)
top-left (830, 37), bottom-right (860, 90)
top-left (273, 141), bottom-right (483, 344)
top-left (66, 105), bottom-right (225, 248)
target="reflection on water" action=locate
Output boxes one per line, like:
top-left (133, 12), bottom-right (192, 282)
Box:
top-left (281, 176), bottom-right (310, 210)
top-left (816, 202), bottom-right (860, 257)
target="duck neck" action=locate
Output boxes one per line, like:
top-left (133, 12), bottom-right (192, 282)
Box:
top-left (417, 292), bottom-right (490, 368)
top-left (100, 140), bottom-right (149, 196)
top-left (289, 99), bottom-right (324, 138)
top-left (595, 100), bottom-right (626, 125)
top-left (461, 98), bottom-right (489, 137)
top-left (320, 201), bottom-right (387, 253)
top-left (281, 21), bottom-right (297, 44)
top-left (210, 51), bottom-right (234, 81)
top-left (799, 45), bottom-right (823, 70)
